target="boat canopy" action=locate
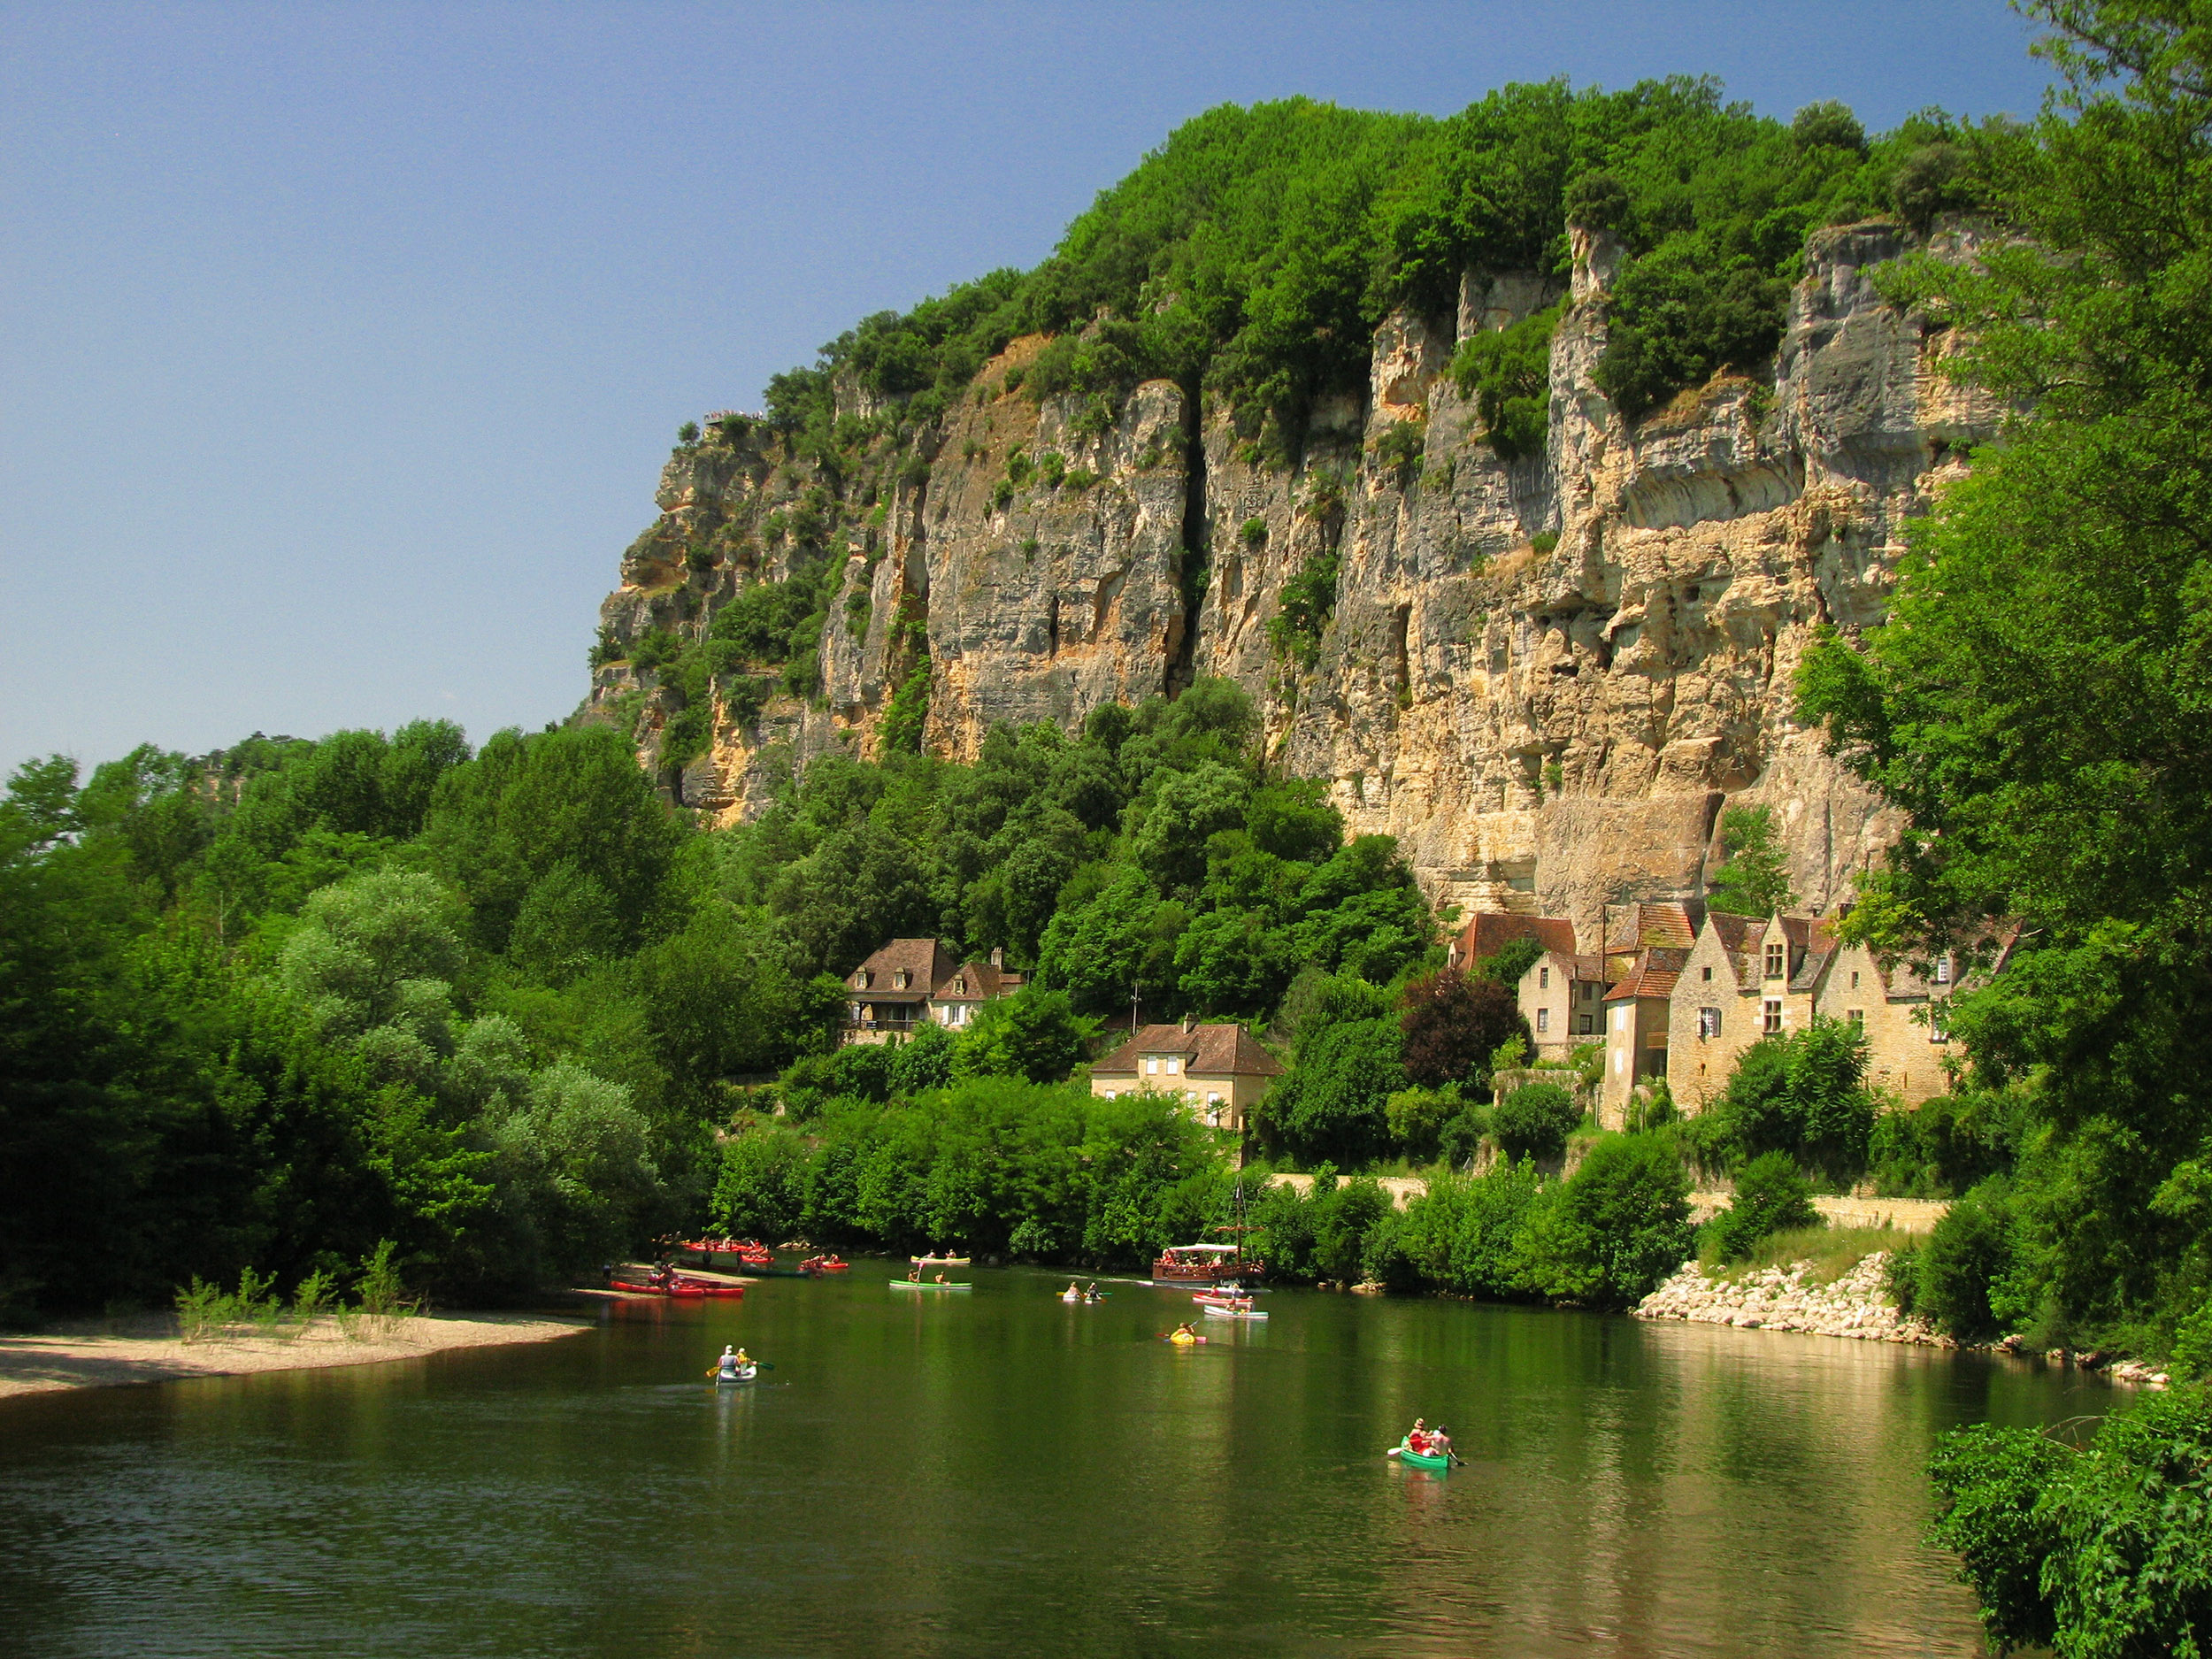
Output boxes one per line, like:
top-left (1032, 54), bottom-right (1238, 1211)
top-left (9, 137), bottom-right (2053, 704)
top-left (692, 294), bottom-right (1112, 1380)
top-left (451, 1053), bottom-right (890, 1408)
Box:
top-left (1165, 1243), bottom-right (1240, 1255)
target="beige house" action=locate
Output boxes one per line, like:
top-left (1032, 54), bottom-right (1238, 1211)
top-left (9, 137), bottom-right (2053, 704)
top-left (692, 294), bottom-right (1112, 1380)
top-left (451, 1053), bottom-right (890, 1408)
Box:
top-left (843, 938), bottom-right (1023, 1045)
top-left (1665, 910), bottom-right (1840, 1110)
top-left (1515, 949), bottom-right (1608, 1062)
top-left (1090, 1020), bottom-right (1285, 1133)
top-left (1601, 948), bottom-right (1688, 1125)
top-left (1813, 939), bottom-right (1985, 1104)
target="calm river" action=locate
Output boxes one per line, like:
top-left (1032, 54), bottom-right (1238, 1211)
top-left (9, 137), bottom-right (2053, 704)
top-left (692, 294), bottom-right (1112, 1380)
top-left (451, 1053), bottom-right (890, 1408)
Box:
top-left (0, 1265), bottom-right (2111, 1656)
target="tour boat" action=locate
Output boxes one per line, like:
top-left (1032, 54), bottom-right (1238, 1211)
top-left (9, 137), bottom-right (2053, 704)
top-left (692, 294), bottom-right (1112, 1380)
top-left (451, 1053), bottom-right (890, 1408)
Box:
top-left (890, 1279), bottom-right (972, 1291)
top-left (1392, 1440), bottom-right (1450, 1471)
top-left (1153, 1182), bottom-right (1266, 1285)
top-left (1201, 1304), bottom-right (1267, 1321)
top-left (1152, 1244), bottom-right (1256, 1285)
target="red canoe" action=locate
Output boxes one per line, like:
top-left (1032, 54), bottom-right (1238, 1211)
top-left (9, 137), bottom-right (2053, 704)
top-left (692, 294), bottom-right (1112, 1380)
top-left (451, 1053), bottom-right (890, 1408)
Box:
top-left (610, 1277), bottom-right (747, 1300)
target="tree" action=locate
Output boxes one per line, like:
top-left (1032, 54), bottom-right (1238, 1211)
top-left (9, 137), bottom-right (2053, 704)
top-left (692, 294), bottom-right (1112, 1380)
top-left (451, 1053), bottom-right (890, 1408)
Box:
top-left (1400, 970), bottom-right (1525, 1091)
top-left (955, 987), bottom-right (1094, 1084)
top-left (1704, 1150), bottom-right (1818, 1262)
top-left (1705, 804), bottom-right (1794, 918)
top-left (1929, 1387), bottom-right (2212, 1658)
top-left (1518, 1130), bottom-right (1694, 1307)
top-left (1256, 1016), bottom-right (1403, 1169)
top-left (1795, 0), bottom-right (2212, 1344)
top-left (1707, 1018), bottom-right (1875, 1177)
top-left (1492, 1082), bottom-right (1581, 1162)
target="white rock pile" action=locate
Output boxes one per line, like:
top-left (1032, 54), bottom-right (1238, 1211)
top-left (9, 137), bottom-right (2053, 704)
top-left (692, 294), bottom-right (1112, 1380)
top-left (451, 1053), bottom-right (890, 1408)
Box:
top-left (1634, 1252), bottom-right (1947, 1345)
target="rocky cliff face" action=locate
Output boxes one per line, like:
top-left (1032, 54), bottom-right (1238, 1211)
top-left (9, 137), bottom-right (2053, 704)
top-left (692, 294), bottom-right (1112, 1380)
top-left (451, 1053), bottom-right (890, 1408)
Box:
top-left (588, 220), bottom-right (1999, 941)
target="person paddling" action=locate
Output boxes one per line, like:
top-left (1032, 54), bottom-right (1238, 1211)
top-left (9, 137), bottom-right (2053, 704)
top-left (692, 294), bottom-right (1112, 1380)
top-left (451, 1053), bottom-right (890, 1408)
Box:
top-left (1406, 1417), bottom-right (1430, 1454)
top-left (710, 1345), bottom-right (742, 1381)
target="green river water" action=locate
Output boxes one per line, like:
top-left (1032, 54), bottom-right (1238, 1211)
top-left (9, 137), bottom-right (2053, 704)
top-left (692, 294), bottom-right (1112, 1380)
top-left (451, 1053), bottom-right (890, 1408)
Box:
top-left (0, 1264), bottom-right (2114, 1656)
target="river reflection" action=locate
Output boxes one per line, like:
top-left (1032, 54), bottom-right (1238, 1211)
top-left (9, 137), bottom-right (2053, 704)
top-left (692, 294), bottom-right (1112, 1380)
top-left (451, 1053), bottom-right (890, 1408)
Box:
top-left (0, 1266), bottom-right (2118, 1656)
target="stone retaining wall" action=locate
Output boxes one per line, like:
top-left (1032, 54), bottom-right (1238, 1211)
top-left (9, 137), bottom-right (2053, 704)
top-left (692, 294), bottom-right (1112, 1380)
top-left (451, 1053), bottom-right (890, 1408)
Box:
top-left (1685, 1192), bottom-right (1950, 1234)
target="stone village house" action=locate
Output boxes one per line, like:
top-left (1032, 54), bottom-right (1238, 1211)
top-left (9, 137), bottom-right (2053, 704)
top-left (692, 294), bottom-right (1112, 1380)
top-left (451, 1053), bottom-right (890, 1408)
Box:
top-left (1465, 898), bottom-right (1988, 1123)
top-left (842, 938), bottom-right (1024, 1045)
top-left (1089, 1019), bottom-right (1285, 1133)
top-left (1664, 910), bottom-right (1998, 1109)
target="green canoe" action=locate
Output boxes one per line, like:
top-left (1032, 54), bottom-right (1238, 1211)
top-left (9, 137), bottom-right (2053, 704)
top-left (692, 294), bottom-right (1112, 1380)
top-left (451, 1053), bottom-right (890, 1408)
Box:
top-left (889, 1279), bottom-right (972, 1291)
top-left (1394, 1441), bottom-right (1451, 1471)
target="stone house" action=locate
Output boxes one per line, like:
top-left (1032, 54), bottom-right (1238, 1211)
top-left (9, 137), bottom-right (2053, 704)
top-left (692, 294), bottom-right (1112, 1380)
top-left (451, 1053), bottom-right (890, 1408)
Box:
top-left (1515, 949), bottom-right (1608, 1062)
top-left (1089, 1019), bottom-right (1285, 1133)
top-left (1812, 937), bottom-right (2005, 1104)
top-left (1446, 910), bottom-right (1578, 974)
top-left (1665, 911), bottom-right (1840, 1110)
top-left (843, 938), bottom-right (1024, 1044)
top-left (1601, 947), bottom-right (1689, 1125)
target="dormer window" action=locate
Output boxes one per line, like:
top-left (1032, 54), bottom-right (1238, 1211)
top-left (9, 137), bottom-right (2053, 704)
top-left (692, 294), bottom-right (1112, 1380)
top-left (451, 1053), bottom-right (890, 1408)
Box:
top-left (856, 970), bottom-right (872, 989)
top-left (1764, 942), bottom-right (1786, 979)
top-left (894, 970), bottom-right (910, 989)
top-left (953, 976), bottom-right (966, 995)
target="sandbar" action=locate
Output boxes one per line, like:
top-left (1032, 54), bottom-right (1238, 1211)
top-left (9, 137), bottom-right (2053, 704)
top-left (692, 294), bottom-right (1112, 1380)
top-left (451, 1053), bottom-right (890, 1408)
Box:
top-left (0, 1309), bottom-right (591, 1402)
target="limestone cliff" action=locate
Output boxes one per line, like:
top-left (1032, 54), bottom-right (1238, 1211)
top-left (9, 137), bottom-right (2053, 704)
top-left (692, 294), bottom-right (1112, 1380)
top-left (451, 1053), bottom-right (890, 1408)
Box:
top-left (587, 219), bottom-right (1998, 941)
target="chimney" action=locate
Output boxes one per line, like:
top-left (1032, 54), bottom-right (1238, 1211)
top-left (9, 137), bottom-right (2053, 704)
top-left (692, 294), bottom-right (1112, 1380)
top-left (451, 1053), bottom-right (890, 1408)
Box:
top-left (1181, 1013), bottom-right (1196, 1034)
top-left (990, 947), bottom-right (1002, 969)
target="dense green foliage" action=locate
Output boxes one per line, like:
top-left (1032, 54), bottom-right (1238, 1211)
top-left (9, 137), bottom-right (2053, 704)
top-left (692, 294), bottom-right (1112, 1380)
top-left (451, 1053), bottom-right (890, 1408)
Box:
top-left (1683, 1019), bottom-right (1877, 1181)
top-left (1930, 1386), bottom-right (2212, 1656)
top-left (1491, 1082), bottom-right (1581, 1162)
top-left (1703, 1149), bottom-right (1818, 1262)
top-left (0, 675), bottom-right (1448, 1313)
top-left (1353, 1128), bottom-right (1694, 1308)
top-left (711, 1078), bottom-right (1228, 1263)
top-left (1797, 0), bottom-right (2212, 1363)
top-left (1450, 303), bottom-right (1560, 457)
top-left (759, 81), bottom-right (2010, 464)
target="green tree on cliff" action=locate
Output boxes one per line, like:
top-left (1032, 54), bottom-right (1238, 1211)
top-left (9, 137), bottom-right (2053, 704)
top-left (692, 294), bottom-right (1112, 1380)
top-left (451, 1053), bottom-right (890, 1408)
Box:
top-left (1705, 804), bottom-right (1795, 918)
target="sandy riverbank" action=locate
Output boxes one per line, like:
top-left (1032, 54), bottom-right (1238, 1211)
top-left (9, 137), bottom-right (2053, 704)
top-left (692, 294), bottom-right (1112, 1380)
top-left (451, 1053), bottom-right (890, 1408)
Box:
top-left (0, 1309), bottom-right (592, 1403)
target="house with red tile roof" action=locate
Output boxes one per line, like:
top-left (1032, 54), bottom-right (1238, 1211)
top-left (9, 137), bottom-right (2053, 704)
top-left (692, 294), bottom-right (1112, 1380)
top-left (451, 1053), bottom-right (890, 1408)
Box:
top-left (1089, 1018), bottom-right (1285, 1133)
top-left (1446, 911), bottom-right (1578, 974)
top-left (842, 939), bottom-right (1025, 1044)
top-left (1601, 946), bottom-right (1690, 1123)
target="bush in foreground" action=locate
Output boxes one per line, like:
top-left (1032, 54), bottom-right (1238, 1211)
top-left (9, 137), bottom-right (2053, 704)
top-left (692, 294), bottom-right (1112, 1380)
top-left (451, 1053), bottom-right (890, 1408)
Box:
top-left (1930, 1387), bottom-right (2212, 1656)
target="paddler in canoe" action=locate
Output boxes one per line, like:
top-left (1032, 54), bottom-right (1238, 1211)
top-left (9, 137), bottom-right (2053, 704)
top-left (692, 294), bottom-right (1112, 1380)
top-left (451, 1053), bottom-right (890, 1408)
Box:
top-left (707, 1345), bottom-right (755, 1382)
top-left (1166, 1321), bottom-right (1202, 1346)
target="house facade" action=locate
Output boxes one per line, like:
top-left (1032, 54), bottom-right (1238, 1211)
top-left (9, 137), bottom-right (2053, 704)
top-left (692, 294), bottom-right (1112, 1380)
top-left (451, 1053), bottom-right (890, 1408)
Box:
top-left (843, 938), bottom-right (1024, 1044)
top-left (1601, 947), bottom-right (1688, 1124)
top-left (1515, 949), bottom-right (1608, 1063)
top-left (1665, 910), bottom-right (1840, 1110)
top-left (1811, 939), bottom-right (1970, 1104)
top-left (1089, 1020), bottom-right (1285, 1133)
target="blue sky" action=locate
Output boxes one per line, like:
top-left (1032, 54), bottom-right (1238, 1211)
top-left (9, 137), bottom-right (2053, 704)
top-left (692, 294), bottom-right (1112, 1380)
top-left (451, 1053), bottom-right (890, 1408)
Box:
top-left (0, 1), bottom-right (2055, 777)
